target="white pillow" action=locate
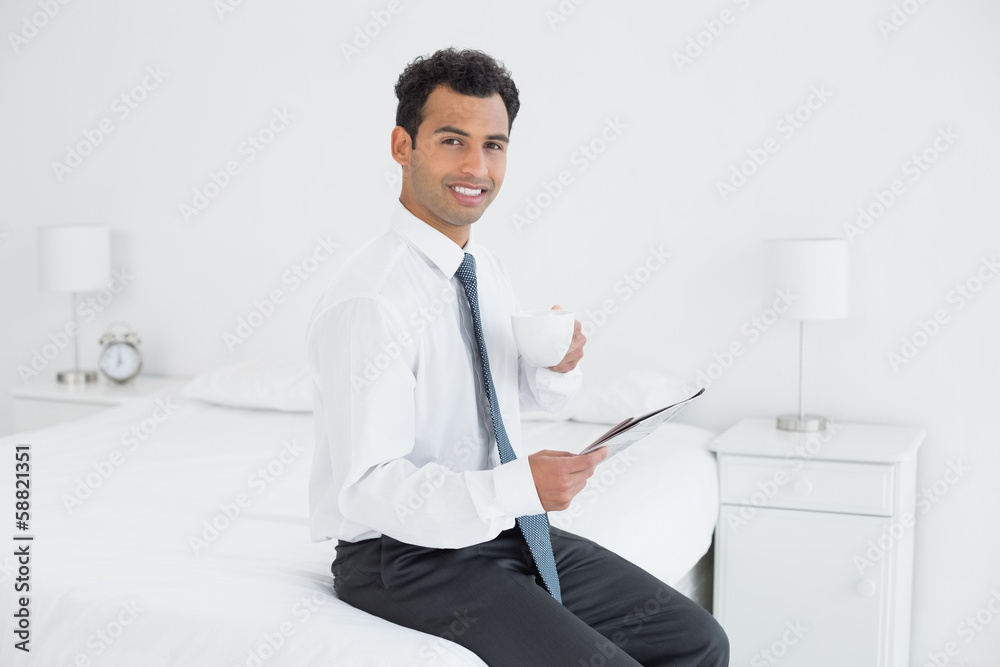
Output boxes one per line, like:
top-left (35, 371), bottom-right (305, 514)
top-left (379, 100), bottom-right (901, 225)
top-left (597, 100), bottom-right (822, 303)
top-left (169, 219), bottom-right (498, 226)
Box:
top-left (180, 360), bottom-right (691, 421)
top-left (180, 357), bottom-right (312, 412)
top-left (521, 369), bottom-right (695, 425)
top-left (570, 369), bottom-right (696, 425)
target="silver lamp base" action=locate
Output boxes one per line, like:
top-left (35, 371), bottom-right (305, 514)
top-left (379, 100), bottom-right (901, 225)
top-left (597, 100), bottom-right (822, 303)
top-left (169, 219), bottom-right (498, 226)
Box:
top-left (776, 414), bottom-right (827, 432)
top-left (57, 370), bottom-right (98, 385)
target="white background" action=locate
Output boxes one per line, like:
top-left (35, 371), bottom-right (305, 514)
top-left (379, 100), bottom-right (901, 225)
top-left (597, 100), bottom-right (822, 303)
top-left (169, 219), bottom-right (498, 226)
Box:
top-left (0, 0), bottom-right (997, 664)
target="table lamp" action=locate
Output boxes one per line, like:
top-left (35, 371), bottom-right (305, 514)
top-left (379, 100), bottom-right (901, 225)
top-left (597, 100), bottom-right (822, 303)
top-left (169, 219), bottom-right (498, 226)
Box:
top-left (38, 225), bottom-right (111, 385)
top-left (766, 238), bottom-right (849, 431)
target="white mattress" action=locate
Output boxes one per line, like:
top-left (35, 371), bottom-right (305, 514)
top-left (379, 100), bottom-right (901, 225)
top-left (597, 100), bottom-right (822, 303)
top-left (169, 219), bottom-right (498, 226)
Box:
top-left (0, 391), bottom-right (717, 666)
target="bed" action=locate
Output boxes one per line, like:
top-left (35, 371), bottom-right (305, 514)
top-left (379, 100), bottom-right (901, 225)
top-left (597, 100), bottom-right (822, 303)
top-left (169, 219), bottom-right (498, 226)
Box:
top-left (0, 363), bottom-right (718, 666)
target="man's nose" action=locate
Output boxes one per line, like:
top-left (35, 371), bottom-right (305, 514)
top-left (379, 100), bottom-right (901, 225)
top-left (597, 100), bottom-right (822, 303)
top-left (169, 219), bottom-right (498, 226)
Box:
top-left (461, 147), bottom-right (488, 178)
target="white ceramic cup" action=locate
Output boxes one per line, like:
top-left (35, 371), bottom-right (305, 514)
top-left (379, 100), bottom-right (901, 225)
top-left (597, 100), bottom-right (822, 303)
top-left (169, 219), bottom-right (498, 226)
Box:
top-left (510, 309), bottom-right (576, 367)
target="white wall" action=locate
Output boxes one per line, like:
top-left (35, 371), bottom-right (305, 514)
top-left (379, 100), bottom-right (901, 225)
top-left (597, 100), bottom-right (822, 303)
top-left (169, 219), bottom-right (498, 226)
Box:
top-left (1, 0), bottom-right (998, 663)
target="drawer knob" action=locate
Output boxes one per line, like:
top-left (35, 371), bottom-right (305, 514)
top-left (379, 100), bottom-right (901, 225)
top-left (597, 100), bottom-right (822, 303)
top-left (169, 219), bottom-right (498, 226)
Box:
top-left (856, 579), bottom-right (877, 597)
top-left (794, 479), bottom-right (813, 496)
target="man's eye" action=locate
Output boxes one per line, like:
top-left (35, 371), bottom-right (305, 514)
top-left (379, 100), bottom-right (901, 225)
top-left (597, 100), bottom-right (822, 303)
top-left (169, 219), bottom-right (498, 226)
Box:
top-left (443, 138), bottom-right (461, 145)
top-left (486, 142), bottom-right (503, 151)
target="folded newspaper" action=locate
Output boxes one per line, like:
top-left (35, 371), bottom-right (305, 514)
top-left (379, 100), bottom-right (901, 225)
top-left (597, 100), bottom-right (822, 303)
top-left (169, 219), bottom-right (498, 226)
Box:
top-left (579, 387), bottom-right (706, 457)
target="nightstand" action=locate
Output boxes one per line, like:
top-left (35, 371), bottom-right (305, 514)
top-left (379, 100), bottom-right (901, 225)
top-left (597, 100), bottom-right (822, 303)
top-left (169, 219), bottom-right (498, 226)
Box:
top-left (10, 375), bottom-right (189, 433)
top-left (709, 418), bottom-right (924, 667)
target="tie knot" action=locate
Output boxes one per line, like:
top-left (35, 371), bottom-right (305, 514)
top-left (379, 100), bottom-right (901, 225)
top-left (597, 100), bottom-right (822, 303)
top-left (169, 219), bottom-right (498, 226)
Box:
top-left (456, 253), bottom-right (477, 289)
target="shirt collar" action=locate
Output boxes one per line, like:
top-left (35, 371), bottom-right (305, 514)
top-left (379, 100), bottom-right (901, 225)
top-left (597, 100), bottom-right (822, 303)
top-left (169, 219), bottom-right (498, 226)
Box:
top-left (390, 199), bottom-right (477, 279)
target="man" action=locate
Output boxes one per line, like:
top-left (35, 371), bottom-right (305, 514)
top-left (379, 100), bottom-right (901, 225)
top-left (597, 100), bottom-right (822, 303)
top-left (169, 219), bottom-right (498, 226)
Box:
top-left (307, 47), bottom-right (728, 666)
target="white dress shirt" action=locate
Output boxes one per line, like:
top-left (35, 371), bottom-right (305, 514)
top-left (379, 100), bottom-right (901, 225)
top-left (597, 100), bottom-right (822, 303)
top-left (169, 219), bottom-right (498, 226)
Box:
top-left (306, 200), bottom-right (581, 548)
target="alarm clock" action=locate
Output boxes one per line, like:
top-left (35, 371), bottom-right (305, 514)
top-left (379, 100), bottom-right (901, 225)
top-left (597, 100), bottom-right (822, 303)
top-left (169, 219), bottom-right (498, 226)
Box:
top-left (97, 322), bottom-right (143, 384)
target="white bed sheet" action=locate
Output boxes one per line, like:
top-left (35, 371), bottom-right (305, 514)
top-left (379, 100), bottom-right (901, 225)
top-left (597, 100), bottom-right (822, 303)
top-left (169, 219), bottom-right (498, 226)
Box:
top-left (0, 390), bottom-right (717, 666)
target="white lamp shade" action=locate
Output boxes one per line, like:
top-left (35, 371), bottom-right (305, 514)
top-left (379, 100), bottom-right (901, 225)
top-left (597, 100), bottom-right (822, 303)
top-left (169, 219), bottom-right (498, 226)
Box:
top-left (38, 225), bottom-right (111, 292)
top-left (767, 238), bottom-right (849, 320)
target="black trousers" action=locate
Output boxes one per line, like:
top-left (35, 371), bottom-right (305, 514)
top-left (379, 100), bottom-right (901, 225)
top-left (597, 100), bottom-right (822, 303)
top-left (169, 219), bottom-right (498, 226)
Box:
top-left (333, 526), bottom-right (729, 666)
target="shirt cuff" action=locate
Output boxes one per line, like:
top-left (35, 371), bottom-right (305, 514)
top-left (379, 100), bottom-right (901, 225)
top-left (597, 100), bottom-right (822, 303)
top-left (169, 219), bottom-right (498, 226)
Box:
top-left (493, 457), bottom-right (545, 518)
top-left (538, 363), bottom-right (582, 388)
top-left (532, 364), bottom-right (583, 410)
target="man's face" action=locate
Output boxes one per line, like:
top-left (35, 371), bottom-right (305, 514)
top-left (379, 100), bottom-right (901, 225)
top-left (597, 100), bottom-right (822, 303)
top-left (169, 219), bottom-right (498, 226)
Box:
top-left (394, 85), bottom-right (509, 241)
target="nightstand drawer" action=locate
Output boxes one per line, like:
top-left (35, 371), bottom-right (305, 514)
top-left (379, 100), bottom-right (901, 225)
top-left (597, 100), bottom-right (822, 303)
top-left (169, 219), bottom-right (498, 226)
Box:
top-left (719, 455), bottom-right (895, 516)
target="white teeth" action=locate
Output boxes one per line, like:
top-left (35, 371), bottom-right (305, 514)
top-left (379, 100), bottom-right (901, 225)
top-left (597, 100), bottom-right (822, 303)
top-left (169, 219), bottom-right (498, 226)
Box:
top-left (452, 186), bottom-right (483, 196)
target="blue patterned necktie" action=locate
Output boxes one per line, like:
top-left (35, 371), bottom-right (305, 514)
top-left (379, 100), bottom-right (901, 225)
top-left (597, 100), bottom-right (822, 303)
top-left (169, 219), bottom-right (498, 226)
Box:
top-left (455, 253), bottom-right (562, 603)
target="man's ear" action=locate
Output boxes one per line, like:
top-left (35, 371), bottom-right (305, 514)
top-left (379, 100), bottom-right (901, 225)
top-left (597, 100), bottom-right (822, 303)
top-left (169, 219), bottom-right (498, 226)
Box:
top-left (390, 126), bottom-right (412, 167)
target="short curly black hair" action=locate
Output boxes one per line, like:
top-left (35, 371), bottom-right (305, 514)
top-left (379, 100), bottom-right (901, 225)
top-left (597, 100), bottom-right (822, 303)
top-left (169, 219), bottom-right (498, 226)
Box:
top-left (394, 48), bottom-right (520, 148)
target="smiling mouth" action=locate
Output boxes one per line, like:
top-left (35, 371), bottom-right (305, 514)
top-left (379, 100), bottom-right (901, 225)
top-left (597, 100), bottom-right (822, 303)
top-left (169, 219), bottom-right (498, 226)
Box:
top-left (448, 184), bottom-right (490, 207)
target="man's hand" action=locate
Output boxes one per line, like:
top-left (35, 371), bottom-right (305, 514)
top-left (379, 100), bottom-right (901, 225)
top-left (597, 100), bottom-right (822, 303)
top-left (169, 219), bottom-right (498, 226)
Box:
top-left (527, 448), bottom-right (609, 511)
top-left (547, 304), bottom-right (585, 373)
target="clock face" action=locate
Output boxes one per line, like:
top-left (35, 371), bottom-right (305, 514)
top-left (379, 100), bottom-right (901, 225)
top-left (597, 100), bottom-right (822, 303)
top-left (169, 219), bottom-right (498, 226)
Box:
top-left (99, 342), bottom-right (142, 382)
